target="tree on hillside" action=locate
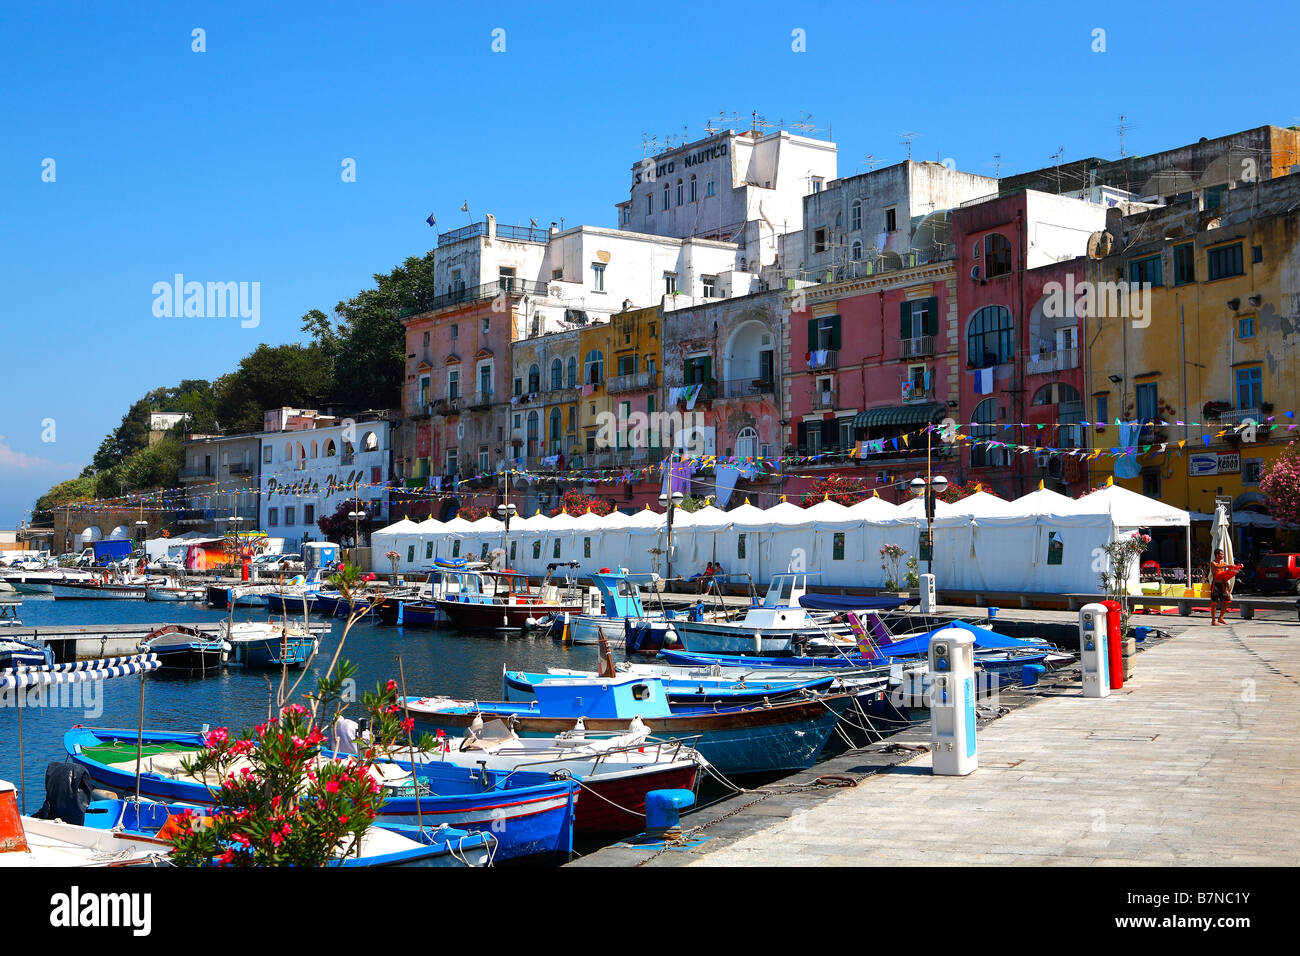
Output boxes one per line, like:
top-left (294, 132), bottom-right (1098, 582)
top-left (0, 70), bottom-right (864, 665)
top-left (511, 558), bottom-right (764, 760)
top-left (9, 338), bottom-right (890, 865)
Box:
top-left (303, 251), bottom-right (438, 410)
top-left (213, 343), bottom-right (335, 433)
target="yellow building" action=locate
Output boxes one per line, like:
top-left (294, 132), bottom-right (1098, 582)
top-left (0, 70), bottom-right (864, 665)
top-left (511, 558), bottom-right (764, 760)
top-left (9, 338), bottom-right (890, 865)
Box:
top-left (1087, 173), bottom-right (1300, 552)
top-left (576, 305), bottom-right (664, 472)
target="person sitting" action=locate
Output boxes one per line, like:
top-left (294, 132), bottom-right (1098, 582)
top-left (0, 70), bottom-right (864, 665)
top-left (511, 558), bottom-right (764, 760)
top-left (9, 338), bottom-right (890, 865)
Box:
top-left (697, 561), bottom-right (717, 594)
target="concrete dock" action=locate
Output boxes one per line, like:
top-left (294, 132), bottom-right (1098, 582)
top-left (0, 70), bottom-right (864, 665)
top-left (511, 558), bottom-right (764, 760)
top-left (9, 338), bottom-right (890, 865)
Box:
top-left (574, 616), bottom-right (1300, 867)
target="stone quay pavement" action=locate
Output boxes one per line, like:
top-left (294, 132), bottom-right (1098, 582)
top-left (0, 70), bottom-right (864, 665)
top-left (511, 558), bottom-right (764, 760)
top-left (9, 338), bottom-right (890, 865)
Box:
top-left (580, 619), bottom-right (1300, 867)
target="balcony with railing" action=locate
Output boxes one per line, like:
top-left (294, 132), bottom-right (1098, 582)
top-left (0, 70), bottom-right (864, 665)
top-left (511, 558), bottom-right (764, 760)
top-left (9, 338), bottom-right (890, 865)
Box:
top-left (437, 222), bottom-right (551, 246)
top-left (469, 390), bottom-right (494, 410)
top-left (398, 277), bottom-right (549, 318)
top-left (1220, 407), bottom-right (1262, 426)
top-left (901, 335), bottom-right (935, 359)
top-left (608, 370), bottom-right (659, 394)
top-left (811, 387), bottom-right (837, 411)
top-left (178, 466), bottom-right (215, 481)
top-left (720, 377), bottom-right (777, 399)
top-left (1026, 348), bottom-right (1080, 376)
top-left (807, 350), bottom-right (838, 370)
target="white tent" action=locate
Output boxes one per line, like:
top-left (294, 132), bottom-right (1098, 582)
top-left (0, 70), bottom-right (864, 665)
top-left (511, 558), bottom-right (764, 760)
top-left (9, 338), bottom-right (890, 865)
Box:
top-left (370, 517), bottom-right (424, 572)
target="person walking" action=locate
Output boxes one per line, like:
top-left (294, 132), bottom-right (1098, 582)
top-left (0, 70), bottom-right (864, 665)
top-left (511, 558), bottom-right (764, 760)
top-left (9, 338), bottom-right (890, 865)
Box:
top-left (1208, 548), bottom-right (1241, 625)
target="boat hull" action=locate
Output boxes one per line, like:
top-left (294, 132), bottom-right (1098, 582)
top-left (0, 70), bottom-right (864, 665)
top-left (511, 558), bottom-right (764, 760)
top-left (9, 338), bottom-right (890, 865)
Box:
top-left (410, 695), bottom-right (853, 776)
top-left (66, 728), bottom-right (576, 862)
top-left (51, 582), bottom-right (147, 600)
top-left (671, 619), bottom-right (803, 655)
top-left (437, 598), bottom-right (584, 631)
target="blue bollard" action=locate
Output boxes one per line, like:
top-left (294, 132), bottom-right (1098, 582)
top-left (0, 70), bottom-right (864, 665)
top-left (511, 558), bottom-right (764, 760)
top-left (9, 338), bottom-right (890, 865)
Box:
top-left (644, 788), bottom-right (695, 841)
top-left (1021, 663), bottom-right (1046, 687)
top-left (987, 606), bottom-right (999, 621)
top-left (1134, 625), bottom-right (1149, 643)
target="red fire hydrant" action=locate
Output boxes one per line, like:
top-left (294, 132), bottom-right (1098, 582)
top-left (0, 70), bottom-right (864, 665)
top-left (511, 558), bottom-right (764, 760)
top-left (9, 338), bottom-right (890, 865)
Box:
top-left (1100, 598), bottom-right (1124, 690)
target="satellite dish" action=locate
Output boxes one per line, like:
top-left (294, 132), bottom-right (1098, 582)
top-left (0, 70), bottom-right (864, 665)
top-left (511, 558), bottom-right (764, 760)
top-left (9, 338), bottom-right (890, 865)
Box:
top-left (1086, 231), bottom-right (1114, 259)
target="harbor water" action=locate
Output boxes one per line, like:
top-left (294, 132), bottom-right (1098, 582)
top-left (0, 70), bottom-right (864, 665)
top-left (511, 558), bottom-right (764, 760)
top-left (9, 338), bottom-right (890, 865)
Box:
top-left (0, 595), bottom-right (604, 810)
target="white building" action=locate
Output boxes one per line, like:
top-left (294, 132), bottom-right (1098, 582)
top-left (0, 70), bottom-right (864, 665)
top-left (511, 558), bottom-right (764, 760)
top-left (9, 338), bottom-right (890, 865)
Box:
top-left (258, 416), bottom-right (391, 550)
top-left (616, 128), bottom-right (838, 272)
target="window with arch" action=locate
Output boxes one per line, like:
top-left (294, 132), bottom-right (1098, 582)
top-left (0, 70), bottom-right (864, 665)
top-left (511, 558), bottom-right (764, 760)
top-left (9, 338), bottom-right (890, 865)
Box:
top-left (1032, 383), bottom-right (1082, 406)
top-left (850, 200), bottom-right (862, 231)
top-left (527, 411), bottom-right (540, 457)
top-left (584, 349), bottom-right (604, 384)
top-left (567, 356), bottom-right (577, 389)
top-left (528, 363), bottom-right (540, 393)
top-left (549, 407), bottom-right (562, 454)
top-left (984, 233), bottom-right (1012, 277)
top-left (689, 174), bottom-right (697, 202)
top-left (324, 439), bottom-right (336, 457)
top-left (362, 431), bottom-right (379, 453)
top-left (662, 184), bottom-right (670, 211)
top-left (1034, 383), bottom-right (1083, 447)
top-left (967, 306), bottom-right (1014, 367)
top-left (968, 398), bottom-right (1008, 468)
top-left (296, 443), bottom-right (307, 470)
top-left (851, 240), bottom-right (863, 260)
top-left (735, 426), bottom-right (759, 460)
top-left (283, 442), bottom-right (293, 462)
top-left (309, 440), bottom-right (318, 458)
top-left (550, 358), bottom-right (563, 390)
top-left (676, 179), bottom-right (683, 206)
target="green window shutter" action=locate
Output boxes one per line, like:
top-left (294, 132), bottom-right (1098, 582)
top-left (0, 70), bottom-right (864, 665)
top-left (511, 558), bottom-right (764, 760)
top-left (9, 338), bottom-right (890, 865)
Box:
top-left (900, 301), bottom-right (911, 339)
top-left (925, 297), bottom-right (939, 336)
top-left (807, 317), bottom-right (817, 350)
top-left (829, 316), bottom-right (842, 351)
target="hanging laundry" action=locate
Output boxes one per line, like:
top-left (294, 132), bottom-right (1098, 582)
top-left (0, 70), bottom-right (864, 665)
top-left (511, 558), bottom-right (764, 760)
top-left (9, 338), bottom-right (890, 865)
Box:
top-left (973, 367), bottom-right (994, 395)
top-left (715, 465), bottom-right (741, 508)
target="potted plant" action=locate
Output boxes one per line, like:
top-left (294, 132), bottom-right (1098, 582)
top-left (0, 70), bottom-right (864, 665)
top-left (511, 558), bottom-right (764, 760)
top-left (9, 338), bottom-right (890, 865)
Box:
top-left (879, 543), bottom-right (906, 594)
top-left (385, 550), bottom-right (400, 586)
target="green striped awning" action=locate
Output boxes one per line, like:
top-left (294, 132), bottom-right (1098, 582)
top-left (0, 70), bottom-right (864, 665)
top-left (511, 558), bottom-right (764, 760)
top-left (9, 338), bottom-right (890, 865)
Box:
top-left (851, 402), bottom-right (947, 429)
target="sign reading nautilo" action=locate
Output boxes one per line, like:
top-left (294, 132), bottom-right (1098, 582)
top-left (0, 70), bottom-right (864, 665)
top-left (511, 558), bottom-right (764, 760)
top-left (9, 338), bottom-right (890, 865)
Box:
top-left (633, 142), bottom-right (728, 184)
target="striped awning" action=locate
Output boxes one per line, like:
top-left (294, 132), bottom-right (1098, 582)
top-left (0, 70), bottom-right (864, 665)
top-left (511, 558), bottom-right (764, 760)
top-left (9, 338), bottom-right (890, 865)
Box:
top-left (0, 654), bottom-right (161, 691)
top-left (851, 402), bottom-right (946, 429)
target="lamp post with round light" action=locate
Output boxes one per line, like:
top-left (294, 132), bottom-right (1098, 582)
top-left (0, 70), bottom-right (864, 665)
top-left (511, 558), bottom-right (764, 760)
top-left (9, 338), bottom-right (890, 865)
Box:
top-left (909, 472), bottom-right (949, 576)
top-left (658, 489), bottom-right (684, 585)
top-left (497, 501), bottom-right (516, 567)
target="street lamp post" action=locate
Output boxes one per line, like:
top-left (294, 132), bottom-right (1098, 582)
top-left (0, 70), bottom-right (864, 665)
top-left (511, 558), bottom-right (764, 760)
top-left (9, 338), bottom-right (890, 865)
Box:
top-left (910, 445), bottom-right (949, 577)
top-left (658, 489), bottom-right (684, 585)
top-left (349, 489), bottom-right (367, 568)
top-left (497, 501), bottom-right (517, 567)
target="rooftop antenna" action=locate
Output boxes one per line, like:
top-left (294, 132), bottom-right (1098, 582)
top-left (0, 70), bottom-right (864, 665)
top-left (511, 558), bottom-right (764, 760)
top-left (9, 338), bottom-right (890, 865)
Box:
top-left (1117, 114), bottom-right (1135, 158)
top-left (1050, 145), bottom-right (1065, 193)
top-left (791, 112), bottom-right (826, 138)
top-left (899, 131), bottom-right (920, 161)
top-left (990, 153), bottom-right (1002, 178)
top-left (751, 112), bottom-right (776, 135)
top-left (704, 116), bottom-right (719, 135)
top-left (864, 154), bottom-right (879, 171)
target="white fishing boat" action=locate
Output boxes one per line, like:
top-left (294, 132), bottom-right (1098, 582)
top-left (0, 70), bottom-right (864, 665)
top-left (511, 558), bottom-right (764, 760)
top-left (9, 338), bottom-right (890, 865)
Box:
top-left (144, 583), bottom-right (206, 602)
top-left (670, 573), bottom-right (852, 655)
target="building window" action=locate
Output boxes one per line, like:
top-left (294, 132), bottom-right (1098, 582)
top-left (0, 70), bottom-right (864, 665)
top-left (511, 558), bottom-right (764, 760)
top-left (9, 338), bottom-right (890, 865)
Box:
top-left (689, 175), bottom-right (697, 202)
top-left (584, 349), bottom-right (604, 384)
top-left (1203, 184), bottom-right (1226, 210)
top-left (1135, 381), bottom-right (1158, 425)
top-left (450, 323), bottom-right (458, 339)
top-left (662, 184), bottom-right (670, 211)
top-left (1173, 243), bottom-right (1195, 285)
top-left (1141, 469), bottom-right (1161, 497)
top-left (422, 331), bottom-right (429, 347)
top-left (1128, 254), bottom-right (1163, 287)
top-left (566, 356), bottom-right (577, 389)
top-left (646, 193), bottom-right (653, 215)
top-left (676, 179), bottom-right (683, 206)
top-left (706, 177), bottom-right (715, 197)
top-left (1235, 366), bottom-right (1263, 409)
top-left (811, 177), bottom-right (823, 193)
top-left (702, 275), bottom-right (717, 298)
top-left (967, 305), bottom-right (1014, 367)
top-left (850, 201), bottom-right (862, 231)
top-left (268, 508), bottom-right (278, 526)
top-left (478, 364), bottom-right (492, 396)
top-left (591, 262), bottom-right (605, 292)
top-left (663, 273), bottom-right (677, 295)
top-left (851, 240), bottom-right (863, 260)
top-left (1238, 315), bottom-right (1256, 339)
top-left (448, 369), bottom-right (459, 399)
top-left (304, 505), bottom-right (315, 525)
top-left (550, 358), bottom-right (563, 390)
top-left (884, 207), bottom-right (897, 232)
top-left (446, 448), bottom-right (458, 475)
top-left (1095, 394), bottom-right (1108, 429)
top-left (813, 228), bottom-right (827, 254)
top-left (285, 507), bottom-right (295, 526)
top-left (983, 234), bottom-right (1012, 277)
top-left (513, 376), bottom-right (523, 397)
top-left (1252, 245), bottom-right (1263, 264)
top-left (263, 446), bottom-right (272, 464)
top-left (968, 398), bottom-right (1006, 468)
top-left (1207, 243), bottom-right (1244, 281)
top-left (621, 207), bottom-right (630, 225)
top-left (528, 363), bottom-right (540, 393)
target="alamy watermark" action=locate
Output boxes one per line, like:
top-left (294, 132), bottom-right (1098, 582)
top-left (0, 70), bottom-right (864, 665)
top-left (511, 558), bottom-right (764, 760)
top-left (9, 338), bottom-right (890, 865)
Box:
top-left (152, 274), bottom-right (260, 328)
top-left (1041, 275), bottom-right (1152, 328)
top-left (594, 410), bottom-right (710, 456)
top-left (2, 680), bottom-right (103, 718)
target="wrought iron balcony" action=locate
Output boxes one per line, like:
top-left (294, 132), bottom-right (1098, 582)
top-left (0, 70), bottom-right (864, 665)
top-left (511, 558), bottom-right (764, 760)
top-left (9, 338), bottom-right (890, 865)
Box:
top-left (901, 335), bottom-right (935, 359)
top-left (469, 390), bottom-right (494, 409)
top-left (608, 370), bottom-right (659, 394)
top-left (811, 388), bottom-right (837, 411)
top-left (721, 377), bottom-right (776, 399)
top-left (807, 349), bottom-right (838, 370)
top-left (1026, 348), bottom-right (1080, 375)
top-left (399, 278), bottom-right (549, 318)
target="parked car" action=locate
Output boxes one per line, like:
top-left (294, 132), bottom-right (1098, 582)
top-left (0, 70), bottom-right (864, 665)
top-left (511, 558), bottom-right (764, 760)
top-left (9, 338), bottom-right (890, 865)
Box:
top-left (1255, 553), bottom-right (1300, 595)
top-left (251, 553), bottom-right (304, 573)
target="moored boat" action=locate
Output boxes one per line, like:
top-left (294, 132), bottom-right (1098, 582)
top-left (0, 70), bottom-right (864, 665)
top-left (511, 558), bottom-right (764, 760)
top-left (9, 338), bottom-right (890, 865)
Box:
top-left (52, 580), bottom-right (149, 600)
top-left (140, 624), bottom-right (229, 674)
top-left (671, 573), bottom-right (854, 655)
top-left (65, 727), bottom-right (579, 862)
top-left (221, 621), bottom-right (318, 669)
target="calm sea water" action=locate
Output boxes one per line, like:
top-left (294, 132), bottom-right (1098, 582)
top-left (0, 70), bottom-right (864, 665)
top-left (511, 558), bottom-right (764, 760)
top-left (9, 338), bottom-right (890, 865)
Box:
top-left (1, 594), bottom-right (603, 810)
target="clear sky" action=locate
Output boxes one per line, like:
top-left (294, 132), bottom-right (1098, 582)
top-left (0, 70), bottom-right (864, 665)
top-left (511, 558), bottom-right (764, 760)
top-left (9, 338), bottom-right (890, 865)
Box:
top-left (2, 0), bottom-right (1296, 527)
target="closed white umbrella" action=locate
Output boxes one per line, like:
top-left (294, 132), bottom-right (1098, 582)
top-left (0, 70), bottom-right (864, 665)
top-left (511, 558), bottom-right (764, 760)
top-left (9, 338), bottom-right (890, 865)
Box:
top-left (1211, 503), bottom-right (1234, 586)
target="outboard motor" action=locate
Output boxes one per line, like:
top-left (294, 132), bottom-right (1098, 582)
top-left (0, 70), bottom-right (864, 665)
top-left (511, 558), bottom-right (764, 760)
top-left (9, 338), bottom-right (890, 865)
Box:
top-left (32, 761), bottom-right (93, 826)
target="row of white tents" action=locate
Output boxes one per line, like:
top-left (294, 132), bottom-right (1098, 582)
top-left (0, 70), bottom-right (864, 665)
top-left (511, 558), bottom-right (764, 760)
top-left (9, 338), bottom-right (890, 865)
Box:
top-left (372, 485), bottom-right (1191, 595)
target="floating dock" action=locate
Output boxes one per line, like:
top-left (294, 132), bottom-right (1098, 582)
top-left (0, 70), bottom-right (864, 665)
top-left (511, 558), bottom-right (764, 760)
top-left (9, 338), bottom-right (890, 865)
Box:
top-left (4, 620), bottom-right (334, 662)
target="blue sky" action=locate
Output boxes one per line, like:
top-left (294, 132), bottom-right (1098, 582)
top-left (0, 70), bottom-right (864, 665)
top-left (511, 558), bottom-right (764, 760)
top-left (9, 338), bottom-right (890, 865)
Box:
top-left (2, 0), bottom-right (1296, 527)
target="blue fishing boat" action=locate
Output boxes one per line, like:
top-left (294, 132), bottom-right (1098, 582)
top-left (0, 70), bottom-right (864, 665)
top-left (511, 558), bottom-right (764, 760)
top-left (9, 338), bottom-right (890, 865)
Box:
top-left (406, 674), bottom-right (854, 776)
top-left (65, 727), bottom-right (577, 862)
top-left (78, 797), bottom-right (497, 867)
top-left (502, 667), bottom-right (837, 706)
top-left (221, 622), bottom-right (318, 669)
top-left (0, 637), bottom-right (52, 670)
